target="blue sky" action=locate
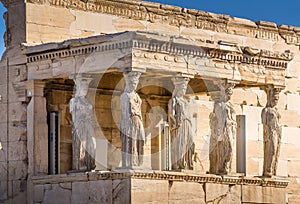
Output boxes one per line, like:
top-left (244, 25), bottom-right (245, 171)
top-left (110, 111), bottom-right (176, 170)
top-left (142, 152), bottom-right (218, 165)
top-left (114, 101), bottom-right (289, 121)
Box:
top-left (0, 4), bottom-right (5, 58)
top-left (0, 1), bottom-right (300, 57)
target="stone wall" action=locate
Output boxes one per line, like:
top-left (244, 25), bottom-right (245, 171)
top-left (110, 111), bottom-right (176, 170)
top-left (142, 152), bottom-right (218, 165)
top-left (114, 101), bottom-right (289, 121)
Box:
top-left (192, 86), bottom-right (300, 203)
top-left (31, 170), bottom-right (288, 204)
top-left (0, 50), bottom-right (28, 203)
top-left (232, 80), bottom-right (300, 203)
top-left (22, 1), bottom-right (300, 49)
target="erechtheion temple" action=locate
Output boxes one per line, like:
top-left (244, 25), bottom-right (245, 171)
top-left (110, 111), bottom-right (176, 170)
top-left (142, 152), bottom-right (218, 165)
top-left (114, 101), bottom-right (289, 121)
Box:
top-left (0, 0), bottom-right (300, 203)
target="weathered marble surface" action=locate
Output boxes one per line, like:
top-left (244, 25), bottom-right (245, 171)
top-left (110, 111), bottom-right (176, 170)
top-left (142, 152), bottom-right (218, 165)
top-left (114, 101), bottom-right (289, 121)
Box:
top-left (168, 77), bottom-right (195, 170)
top-left (209, 81), bottom-right (236, 175)
top-left (70, 75), bottom-right (96, 171)
top-left (120, 71), bottom-right (145, 168)
top-left (22, 0), bottom-right (300, 47)
top-left (261, 86), bottom-right (282, 177)
top-left (31, 171), bottom-right (289, 204)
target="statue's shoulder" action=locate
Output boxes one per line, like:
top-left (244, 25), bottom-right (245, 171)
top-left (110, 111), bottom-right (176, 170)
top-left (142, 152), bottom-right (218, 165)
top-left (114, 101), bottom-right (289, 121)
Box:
top-left (69, 97), bottom-right (78, 106)
top-left (69, 97), bottom-right (79, 112)
top-left (262, 107), bottom-right (277, 116)
top-left (214, 101), bottom-right (223, 109)
top-left (262, 106), bottom-right (268, 112)
top-left (261, 107), bottom-right (271, 124)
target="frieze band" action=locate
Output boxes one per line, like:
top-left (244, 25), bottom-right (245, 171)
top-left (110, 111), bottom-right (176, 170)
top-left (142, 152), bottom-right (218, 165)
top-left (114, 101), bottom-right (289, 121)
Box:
top-left (32, 170), bottom-right (289, 188)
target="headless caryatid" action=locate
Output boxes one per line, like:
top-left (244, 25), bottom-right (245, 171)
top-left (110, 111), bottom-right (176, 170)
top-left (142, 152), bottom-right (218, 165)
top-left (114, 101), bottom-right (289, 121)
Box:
top-left (120, 71), bottom-right (145, 168)
top-left (169, 77), bottom-right (195, 170)
top-left (261, 86), bottom-right (282, 177)
top-left (70, 76), bottom-right (96, 171)
top-left (209, 82), bottom-right (236, 175)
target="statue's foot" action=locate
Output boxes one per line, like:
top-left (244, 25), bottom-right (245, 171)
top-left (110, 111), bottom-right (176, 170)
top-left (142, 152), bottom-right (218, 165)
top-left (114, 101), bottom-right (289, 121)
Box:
top-left (91, 164), bottom-right (96, 170)
top-left (217, 170), bottom-right (228, 175)
top-left (79, 166), bottom-right (87, 171)
top-left (138, 160), bottom-right (143, 166)
top-left (262, 172), bottom-right (272, 177)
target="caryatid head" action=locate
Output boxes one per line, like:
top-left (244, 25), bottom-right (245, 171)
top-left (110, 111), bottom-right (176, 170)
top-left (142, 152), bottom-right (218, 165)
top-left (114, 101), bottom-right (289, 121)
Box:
top-left (124, 71), bottom-right (141, 92)
top-left (216, 81), bottom-right (235, 102)
top-left (75, 77), bottom-right (93, 98)
top-left (225, 83), bottom-right (235, 102)
top-left (267, 87), bottom-right (281, 108)
top-left (172, 77), bottom-right (190, 97)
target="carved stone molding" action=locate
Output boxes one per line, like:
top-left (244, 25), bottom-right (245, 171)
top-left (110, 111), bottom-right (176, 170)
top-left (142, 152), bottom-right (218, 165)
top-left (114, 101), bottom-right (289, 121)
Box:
top-left (278, 25), bottom-right (300, 46)
top-left (12, 81), bottom-right (27, 102)
top-left (31, 170), bottom-right (289, 188)
top-left (26, 38), bottom-right (133, 63)
top-left (25, 0), bottom-right (300, 45)
top-left (26, 31), bottom-right (293, 71)
top-left (25, 32), bottom-right (293, 88)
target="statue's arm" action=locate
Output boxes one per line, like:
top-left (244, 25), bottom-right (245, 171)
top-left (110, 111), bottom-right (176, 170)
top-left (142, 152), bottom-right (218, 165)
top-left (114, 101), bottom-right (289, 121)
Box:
top-left (228, 102), bottom-right (237, 128)
top-left (261, 108), bottom-right (267, 125)
top-left (69, 98), bottom-right (75, 113)
top-left (168, 99), bottom-right (177, 129)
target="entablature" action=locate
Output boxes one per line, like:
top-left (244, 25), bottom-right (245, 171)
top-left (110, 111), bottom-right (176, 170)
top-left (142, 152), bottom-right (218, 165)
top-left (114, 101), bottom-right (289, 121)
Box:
top-left (25, 31), bottom-right (293, 87)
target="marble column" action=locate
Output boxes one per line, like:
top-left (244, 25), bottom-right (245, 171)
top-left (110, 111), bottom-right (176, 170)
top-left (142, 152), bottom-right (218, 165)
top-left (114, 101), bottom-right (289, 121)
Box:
top-left (70, 75), bottom-right (96, 171)
top-left (209, 81), bottom-right (236, 175)
top-left (261, 86), bottom-right (282, 177)
top-left (26, 80), bottom-right (47, 204)
top-left (120, 71), bottom-right (145, 168)
top-left (168, 76), bottom-right (195, 170)
top-left (26, 81), bottom-right (48, 175)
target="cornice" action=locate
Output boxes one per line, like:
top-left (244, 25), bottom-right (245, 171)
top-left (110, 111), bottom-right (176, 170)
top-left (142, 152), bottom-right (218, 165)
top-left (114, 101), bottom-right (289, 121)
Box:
top-left (26, 39), bottom-right (133, 63)
top-left (25, 0), bottom-right (300, 46)
top-left (32, 170), bottom-right (289, 188)
top-left (25, 31), bottom-right (293, 71)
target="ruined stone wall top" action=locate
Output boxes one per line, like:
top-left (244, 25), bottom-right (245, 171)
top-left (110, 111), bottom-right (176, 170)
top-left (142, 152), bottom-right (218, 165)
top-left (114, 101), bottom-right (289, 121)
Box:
top-left (2, 0), bottom-right (300, 48)
top-left (23, 0), bottom-right (300, 46)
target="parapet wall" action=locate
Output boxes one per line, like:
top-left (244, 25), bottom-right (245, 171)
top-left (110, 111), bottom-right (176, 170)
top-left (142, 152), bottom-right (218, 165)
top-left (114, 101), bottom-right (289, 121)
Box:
top-left (23, 0), bottom-right (300, 46)
top-left (31, 170), bottom-right (288, 204)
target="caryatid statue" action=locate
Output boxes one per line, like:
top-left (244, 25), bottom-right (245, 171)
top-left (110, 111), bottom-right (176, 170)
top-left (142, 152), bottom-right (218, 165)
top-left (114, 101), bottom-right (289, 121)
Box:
top-left (261, 86), bottom-right (282, 177)
top-left (209, 81), bottom-right (236, 175)
top-left (120, 71), bottom-right (145, 168)
top-left (70, 76), bottom-right (96, 171)
top-left (168, 77), bottom-right (195, 170)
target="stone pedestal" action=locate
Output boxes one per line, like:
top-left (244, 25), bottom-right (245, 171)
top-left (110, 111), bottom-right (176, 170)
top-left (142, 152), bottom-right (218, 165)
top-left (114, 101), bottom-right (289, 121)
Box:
top-left (31, 170), bottom-right (289, 204)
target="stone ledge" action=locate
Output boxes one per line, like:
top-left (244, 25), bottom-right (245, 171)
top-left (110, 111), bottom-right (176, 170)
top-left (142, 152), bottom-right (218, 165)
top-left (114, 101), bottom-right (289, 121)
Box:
top-left (25, 31), bottom-right (293, 70)
top-left (32, 170), bottom-right (289, 188)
